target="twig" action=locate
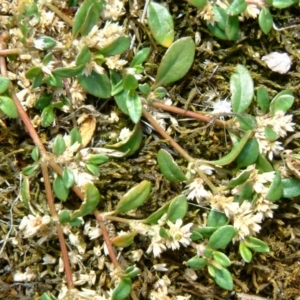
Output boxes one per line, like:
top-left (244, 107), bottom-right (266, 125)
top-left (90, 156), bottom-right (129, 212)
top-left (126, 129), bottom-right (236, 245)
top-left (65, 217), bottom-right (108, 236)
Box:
top-left (144, 99), bottom-right (226, 128)
top-left (142, 108), bottom-right (194, 162)
top-left (0, 31), bottom-right (74, 291)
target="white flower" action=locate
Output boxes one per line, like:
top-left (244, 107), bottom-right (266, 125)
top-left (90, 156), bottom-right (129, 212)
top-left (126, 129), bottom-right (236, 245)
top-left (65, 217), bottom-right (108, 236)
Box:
top-left (184, 178), bottom-right (212, 203)
top-left (105, 55), bottom-right (127, 70)
top-left (146, 233), bottom-right (167, 257)
top-left (153, 263), bottom-right (168, 272)
top-left (118, 127), bottom-right (131, 141)
top-left (19, 214), bottom-right (52, 239)
top-left (262, 52), bottom-right (292, 74)
top-left (209, 194), bottom-right (239, 218)
top-left (14, 267), bottom-right (36, 282)
top-left (165, 219), bottom-right (193, 250)
top-left (233, 201), bottom-right (263, 241)
top-left (212, 99), bottom-right (232, 114)
top-left (254, 195), bottom-right (278, 218)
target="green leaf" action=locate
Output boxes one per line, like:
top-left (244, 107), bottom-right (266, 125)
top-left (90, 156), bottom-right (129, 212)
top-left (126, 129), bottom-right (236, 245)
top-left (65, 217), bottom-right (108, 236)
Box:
top-left (130, 48), bottom-right (151, 67)
top-left (77, 71), bottom-right (111, 99)
top-left (214, 267), bottom-right (233, 290)
top-left (85, 163), bottom-right (99, 176)
top-left (208, 225), bottom-right (237, 249)
top-left (22, 164), bottom-right (39, 176)
top-left (87, 154), bottom-right (109, 165)
top-left (259, 7), bottom-right (273, 34)
top-left (266, 170), bottom-right (283, 201)
top-left (190, 230), bottom-right (203, 241)
top-left (227, 170), bottom-right (251, 189)
top-left (115, 180), bottom-right (151, 214)
top-left (59, 210), bottom-right (71, 224)
top-left (147, 1), bottom-right (174, 47)
top-left (139, 83), bottom-right (151, 95)
top-left (272, 0), bottom-right (297, 9)
top-left (0, 96), bottom-right (18, 118)
top-left (282, 178), bottom-right (300, 198)
top-left (43, 74), bottom-right (63, 87)
top-left (53, 64), bottom-right (85, 78)
top-left (72, 0), bottom-right (104, 38)
top-left (256, 87), bottom-right (270, 113)
top-left (106, 123), bottom-right (143, 157)
top-left (157, 149), bottom-right (187, 182)
top-left (264, 125), bottom-right (277, 141)
top-left (269, 90), bottom-right (294, 116)
top-left (207, 210), bottom-right (228, 227)
top-left (99, 36), bottom-right (131, 56)
top-left (256, 153), bottom-right (274, 172)
top-left (236, 115), bottom-right (257, 130)
top-left (32, 72), bottom-right (44, 88)
top-left (205, 130), bottom-right (254, 166)
top-left (226, 0), bottom-right (247, 16)
top-left (186, 257), bottom-right (207, 270)
top-left (53, 135), bottom-right (66, 155)
top-left (238, 183), bottom-right (253, 202)
top-left (35, 93), bottom-right (52, 109)
top-left (53, 176), bottom-right (70, 201)
top-left (71, 184), bottom-right (101, 218)
top-left (231, 64), bottom-right (254, 113)
top-left (25, 66), bottom-right (43, 79)
top-left (245, 236), bottom-right (270, 252)
top-left (0, 76), bottom-right (10, 94)
top-left (42, 52), bottom-right (53, 65)
top-left (213, 251), bottom-right (231, 267)
top-left (225, 16), bottom-right (240, 40)
top-left (186, 0), bottom-right (207, 8)
top-left (31, 147), bottom-right (39, 162)
top-left (123, 74), bottom-right (139, 90)
top-left (239, 242), bottom-right (252, 262)
top-left (167, 195), bottom-right (188, 222)
top-left (207, 23), bottom-right (227, 40)
top-left (40, 292), bottom-right (58, 300)
top-left (70, 128), bottom-right (82, 145)
top-left (111, 279), bottom-right (132, 300)
top-left (126, 90), bottom-right (142, 123)
top-left (62, 168), bottom-right (75, 188)
top-left (111, 231), bottom-right (137, 248)
top-left (153, 37), bottom-right (195, 88)
top-left (153, 87), bottom-right (168, 99)
top-left (76, 45), bottom-right (92, 65)
top-left (196, 227), bottom-right (218, 238)
top-left (142, 201), bottom-right (170, 224)
top-left (236, 138), bottom-right (259, 168)
top-left (33, 36), bottom-right (56, 50)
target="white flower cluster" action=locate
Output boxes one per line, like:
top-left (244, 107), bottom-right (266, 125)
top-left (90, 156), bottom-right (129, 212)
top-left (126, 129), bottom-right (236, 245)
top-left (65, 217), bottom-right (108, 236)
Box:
top-left (133, 217), bottom-right (193, 258)
top-left (255, 111), bottom-right (295, 160)
top-left (209, 165), bottom-right (279, 241)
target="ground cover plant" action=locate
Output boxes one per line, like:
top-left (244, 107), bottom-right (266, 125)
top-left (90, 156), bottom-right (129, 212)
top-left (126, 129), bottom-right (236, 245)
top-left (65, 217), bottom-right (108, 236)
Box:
top-left (0, 0), bottom-right (300, 299)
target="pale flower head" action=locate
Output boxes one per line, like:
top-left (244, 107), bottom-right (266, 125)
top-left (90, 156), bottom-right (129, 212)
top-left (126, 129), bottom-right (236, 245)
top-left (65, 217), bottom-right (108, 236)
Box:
top-left (233, 201), bottom-right (263, 241)
top-left (184, 178), bottom-right (212, 203)
top-left (19, 214), bottom-right (52, 239)
top-left (209, 194), bottom-right (238, 217)
top-left (165, 219), bottom-right (193, 250)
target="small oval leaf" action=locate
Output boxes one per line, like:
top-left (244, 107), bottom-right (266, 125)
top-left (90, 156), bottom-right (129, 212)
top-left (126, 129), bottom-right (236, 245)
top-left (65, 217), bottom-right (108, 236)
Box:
top-left (0, 96), bottom-right (18, 118)
top-left (230, 64), bottom-right (254, 113)
top-left (147, 2), bottom-right (174, 47)
top-left (157, 149), bottom-right (186, 182)
top-left (167, 195), bottom-right (188, 222)
top-left (115, 180), bottom-right (151, 214)
top-left (71, 184), bottom-right (101, 219)
top-left (53, 176), bottom-right (70, 202)
top-left (153, 37), bottom-right (195, 88)
top-left (208, 225), bottom-right (237, 249)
